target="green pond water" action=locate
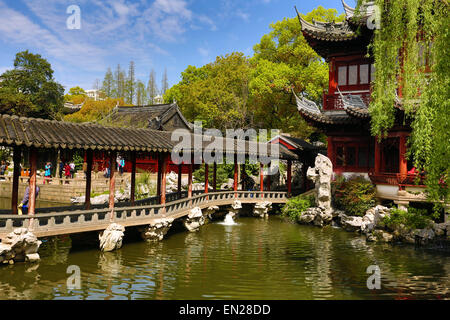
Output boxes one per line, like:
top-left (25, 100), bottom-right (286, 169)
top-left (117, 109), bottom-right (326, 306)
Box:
top-left (0, 216), bottom-right (448, 300)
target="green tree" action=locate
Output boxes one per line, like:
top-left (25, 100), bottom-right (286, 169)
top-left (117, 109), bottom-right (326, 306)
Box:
top-left (0, 50), bottom-right (64, 119)
top-left (359, 0), bottom-right (449, 206)
top-left (102, 68), bottom-right (114, 98)
top-left (250, 6), bottom-right (344, 138)
top-left (136, 80), bottom-right (146, 106)
top-left (147, 69), bottom-right (158, 104)
top-left (126, 61), bottom-right (136, 104)
top-left (161, 68), bottom-right (169, 97)
top-left (165, 52), bottom-right (251, 131)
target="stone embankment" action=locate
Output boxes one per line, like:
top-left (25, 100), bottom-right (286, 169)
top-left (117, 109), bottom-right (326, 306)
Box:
top-left (296, 205), bottom-right (450, 245)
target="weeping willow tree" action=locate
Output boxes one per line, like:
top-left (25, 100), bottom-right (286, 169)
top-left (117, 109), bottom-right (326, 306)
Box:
top-left (356, 0), bottom-right (449, 207)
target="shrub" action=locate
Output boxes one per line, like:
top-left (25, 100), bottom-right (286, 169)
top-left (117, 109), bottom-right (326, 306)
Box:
top-left (333, 176), bottom-right (376, 216)
top-left (281, 194), bottom-right (315, 221)
top-left (193, 163), bottom-right (233, 187)
top-left (382, 207), bottom-right (432, 231)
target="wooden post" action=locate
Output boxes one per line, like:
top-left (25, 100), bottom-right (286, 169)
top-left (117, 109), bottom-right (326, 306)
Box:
top-left (160, 154), bottom-right (167, 205)
top-left (130, 152), bottom-right (136, 205)
top-left (374, 138), bottom-right (381, 174)
top-left (233, 154), bottom-right (238, 197)
top-left (287, 160), bottom-right (292, 197)
top-left (108, 152), bottom-right (116, 211)
top-left (204, 163), bottom-right (209, 194)
top-left (188, 154), bottom-right (193, 198)
top-left (267, 161), bottom-right (271, 191)
top-left (177, 164), bottom-right (182, 199)
top-left (260, 162), bottom-right (264, 199)
top-left (157, 153), bottom-right (161, 203)
top-left (85, 149), bottom-right (93, 210)
top-left (399, 135), bottom-right (407, 177)
top-left (28, 148), bottom-right (37, 216)
top-left (11, 146), bottom-right (21, 215)
top-left (213, 162), bottom-right (217, 192)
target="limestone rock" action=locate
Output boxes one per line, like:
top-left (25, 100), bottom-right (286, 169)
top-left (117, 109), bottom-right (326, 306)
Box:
top-left (297, 207), bottom-right (332, 226)
top-left (432, 222), bottom-right (448, 237)
top-left (140, 218), bottom-right (174, 241)
top-left (361, 205), bottom-right (391, 234)
top-left (339, 214), bottom-right (363, 232)
top-left (204, 206), bottom-right (219, 220)
top-left (253, 201), bottom-right (272, 218)
top-left (366, 230), bottom-right (393, 243)
top-left (0, 228), bottom-right (42, 264)
top-left (183, 207), bottom-right (205, 232)
top-left (414, 228), bottom-right (435, 245)
top-left (307, 154), bottom-right (333, 213)
top-left (99, 223), bottom-right (125, 252)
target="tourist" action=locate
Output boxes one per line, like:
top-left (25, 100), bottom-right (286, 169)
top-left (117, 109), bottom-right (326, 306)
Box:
top-left (69, 161), bottom-right (76, 178)
top-left (118, 157), bottom-right (125, 175)
top-left (44, 162), bottom-right (52, 184)
top-left (64, 162), bottom-right (71, 183)
top-left (0, 161), bottom-right (7, 177)
top-left (408, 167), bottom-right (418, 175)
top-left (58, 159), bottom-right (64, 179)
top-left (18, 180), bottom-right (40, 215)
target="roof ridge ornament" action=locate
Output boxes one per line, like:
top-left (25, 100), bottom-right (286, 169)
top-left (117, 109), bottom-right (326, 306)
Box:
top-left (292, 89), bottom-right (321, 115)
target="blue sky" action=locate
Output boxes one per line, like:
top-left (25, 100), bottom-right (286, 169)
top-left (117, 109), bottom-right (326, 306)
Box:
top-left (0, 0), bottom-right (354, 93)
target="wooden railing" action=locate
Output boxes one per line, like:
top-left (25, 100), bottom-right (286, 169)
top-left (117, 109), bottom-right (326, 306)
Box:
top-left (324, 92), bottom-right (371, 110)
top-left (368, 173), bottom-right (426, 189)
top-left (0, 191), bottom-right (288, 238)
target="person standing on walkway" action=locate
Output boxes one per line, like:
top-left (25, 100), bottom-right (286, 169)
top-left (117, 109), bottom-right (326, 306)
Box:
top-left (59, 160), bottom-right (64, 179)
top-left (44, 162), bottom-right (52, 184)
top-left (18, 180), bottom-right (40, 215)
top-left (64, 162), bottom-right (71, 183)
top-left (69, 161), bottom-right (76, 179)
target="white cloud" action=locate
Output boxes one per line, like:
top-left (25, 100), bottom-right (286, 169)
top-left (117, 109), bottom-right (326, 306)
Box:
top-left (0, 1), bottom-right (107, 72)
top-left (198, 47), bottom-right (210, 57)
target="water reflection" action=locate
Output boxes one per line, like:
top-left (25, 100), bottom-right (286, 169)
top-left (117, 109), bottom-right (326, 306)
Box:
top-left (0, 217), bottom-right (448, 300)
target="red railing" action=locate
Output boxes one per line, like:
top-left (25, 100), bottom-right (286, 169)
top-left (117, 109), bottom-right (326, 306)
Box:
top-left (323, 92), bottom-right (372, 110)
top-left (368, 172), bottom-right (426, 189)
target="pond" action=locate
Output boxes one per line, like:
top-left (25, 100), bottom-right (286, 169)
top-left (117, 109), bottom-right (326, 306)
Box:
top-left (0, 216), bottom-right (448, 300)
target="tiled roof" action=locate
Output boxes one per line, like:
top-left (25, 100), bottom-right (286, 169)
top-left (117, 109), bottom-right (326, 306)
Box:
top-left (106, 103), bottom-right (193, 130)
top-left (0, 114), bottom-right (299, 160)
top-left (0, 114), bottom-right (174, 152)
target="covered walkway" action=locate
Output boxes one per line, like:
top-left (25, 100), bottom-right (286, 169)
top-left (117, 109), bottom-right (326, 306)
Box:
top-left (0, 114), bottom-right (304, 220)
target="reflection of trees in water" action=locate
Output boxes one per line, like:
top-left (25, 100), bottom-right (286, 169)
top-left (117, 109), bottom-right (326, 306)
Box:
top-left (332, 232), bottom-right (450, 299)
top-left (39, 236), bottom-right (72, 265)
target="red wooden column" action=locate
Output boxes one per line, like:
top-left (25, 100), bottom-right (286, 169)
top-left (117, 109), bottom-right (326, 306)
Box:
top-left (188, 154), bottom-right (193, 198)
top-left (233, 154), bottom-right (238, 197)
top-left (287, 160), bottom-right (292, 197)
top-left (260, 162), bottom-right (264, 199)
top-left (399, 135), bottom-right (407, 177)
top-left (84, 149), bottom-right (93, 210)
top-left (204, 163), bottom-right (209, 194)
top-left (156, 153), bottom-right (161, 202)
top-left (28, 148), bottom-right (38, 216)
top-left (374, 138), bottom-right (381, 174)
top-left (266, 162), bottom-right (271, 191)
top-left (11, 146), bottom-right (21, 215)
top-left (160, 153), bottom-right (167, 205)
top-left (108, 152), bottom-right (116, 211)
top-left (213, 162), bottom-right (217, 192)
top-left (177, 163), bottom-right (182, 199)
top-left (130, 152), bottom-right (136, 205)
